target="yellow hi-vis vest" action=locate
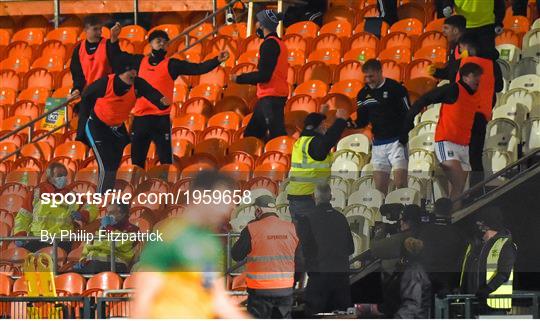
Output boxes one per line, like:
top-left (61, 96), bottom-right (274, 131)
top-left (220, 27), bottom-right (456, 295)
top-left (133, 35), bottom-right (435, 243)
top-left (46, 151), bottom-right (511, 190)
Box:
top-left (287, 136), bottom-right (332, 196)
top-left (460, 237), bottom-right (514, 309)
top-left (455, 0), bottom-right (495, 29)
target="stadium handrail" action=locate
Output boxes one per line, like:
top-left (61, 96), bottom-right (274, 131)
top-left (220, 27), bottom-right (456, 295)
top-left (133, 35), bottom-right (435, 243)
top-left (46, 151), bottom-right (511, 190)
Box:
top-left (0, 96), bottom-right (78, 163)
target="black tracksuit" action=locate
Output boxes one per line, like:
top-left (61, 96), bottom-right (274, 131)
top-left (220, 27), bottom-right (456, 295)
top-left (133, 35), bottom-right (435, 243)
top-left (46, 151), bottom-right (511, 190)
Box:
top-left (236, 32), bottom-right (287, 141)
top-left (296, 202), bottom-right (355, 316)
top-left (513, 0), bottom-right (540, 17)
top-left (377, 0), bottom-right (399, 25)
top-left (356, 78), bottom-right (411, 145)
top-left (111, 49), bottom-right (221, 168)
top-left (82, 75), bottom-right (167, 193)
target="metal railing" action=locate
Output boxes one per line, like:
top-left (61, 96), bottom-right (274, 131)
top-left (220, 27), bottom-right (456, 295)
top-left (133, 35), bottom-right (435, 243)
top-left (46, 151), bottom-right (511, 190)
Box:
top-left (0, 97), bottom-right (77, 163)
top-left (0, 296), bottom-right (93, 319)
top-left (434, 293), bottom-right (540, 319)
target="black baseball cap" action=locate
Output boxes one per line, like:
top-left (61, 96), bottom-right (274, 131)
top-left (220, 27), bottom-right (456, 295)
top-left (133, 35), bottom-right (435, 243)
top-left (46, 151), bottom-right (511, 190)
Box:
top-left (304, 112), bottom-right (326, 130)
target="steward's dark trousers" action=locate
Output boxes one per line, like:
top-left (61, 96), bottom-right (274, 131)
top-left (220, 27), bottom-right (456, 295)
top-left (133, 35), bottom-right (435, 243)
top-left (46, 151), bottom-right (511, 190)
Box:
top-left (244, 96), bottom-right (287, 141)
top-left (304, 273), bottom-right (351, 317)
top-left (247, 292), bottom-right (293, 319)
top-left (85, 115), bottom-right (130, 194)
top-left (130, 114), bottom-right (172, 169)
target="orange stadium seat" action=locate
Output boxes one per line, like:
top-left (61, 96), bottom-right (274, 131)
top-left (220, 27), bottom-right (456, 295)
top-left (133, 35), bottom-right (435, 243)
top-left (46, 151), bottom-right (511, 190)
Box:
top-left (0, 29), bottom-right (10, 47)
top-left (182, 52), bottom-right (202, 63)
top-left (496, 30), bottom-right (520, 47)
top-left (5, 41), bottom-right (34, 61)
top-left (119, 25), bottom-right (147, 45)
top-left (426, 18), bottom-right (445, 32)
top-left (0, 88), bottom-right (16, 106)
top-left (349, 32), bottom-right (379, 52)
top-left (404, 77), bottom-right (437, 97)
top-left (354, 18), bottom-right (389, 36)
top-left (226, 151), bottom-right (255, 170)
top-left (0, 246), bottom-right (29, 263)
top-left (13, 156), bottom-right (43, 172)
top-left (382, 32), bottom-right (414, 50)
top-left (241, 35), bottom-right (264, 54)
top-left (389, 18), bottom-right (424, 37)
top-left (207, 111), bottom-right (241, 131)
top-left (53, 141), bottom-right (87, 162)
top-left (0, 210), bottom-right (14, 229)
top-left (220, 162), bottom-right (252, 182)
top-left (343, 47), bottom-right (377, 63)
top-left (414, 46), bottom-right (447, 64)
top-left (189, 84), bottom-right (223, 103)
top-left (31, 56), bottom-right (64, 73)
top-left (253, 162), bottom-right (288, 182)
top-left (335, 60), bottom-right (364, 82)
top-left (307, 49), bottom-right (341, 65)
top-left (294, 80), bottom-right (329, 99)
top-left (285, 94), bottom-right (319, 113)
top-left (189, 22), bottom-right (214, 39)
top-left (287, 49), bottom-right (306, 67)
top-left (119, 39), bottom-right (135, 54)
top-left (405, 59), bottom-right (434, 80)
top-left (321, 93), bottom-right (356, 114)
top-left (55, 273), bottom-right (86, 295)
top-left (218, 23), bottom-right (247, 40)
top-left (257, 151), bottom-right (290, 168)
top-left (503, 15), bottom-right (530, 35)
top-left (416, 31), bottom-right (447, 52)
top-left (207, 35), bottom-right (239, 59)
top-left (122, 274), bottom-right (137, 289)
top-left (204, 51), bottom-right (235, 69)
top-left (299, 61), bottom-right (333, 84)
top-left (45, 28), bottom-right (78, 46)
top-left (56, 68), bottom-right (73, 89)
top-left (214, 96), bottom-right (250, 116)
top-left (12, 28), bottom-right (45, 47)
top-left (244, 177), bottom-right (279, 195)
top-left (74, 166), bottom-right (99, 184)
top-left (0, 57), bottom-right (30, 76)
top-left (23, 68), bottom-right (54, 90)
top-left (83, 272), bottom-right (122, 296)
top-left (7, 168), bottom-right (41, 186)
top-left (229, 137), bottom-right (264, 157)
top-left (381, 60), bottom-right (404, 81)
top-left (0, 193), bottom-right (24, 213)
top-left (173, 83), bottom-right (188, 104)
top-left (311, 34), bottom-right (344, 53)
top-left (172, 139), bottom-right (194, 158)
top-left (52, 87), bottom-right (71, 99)
top-left (198, 66), bottom-right (227, 88)
top-left (2, 115), bottom-right (30, 132)
top-left (324, 6), bottom-right (357, 25)
top-left (38, 40), bottom-right (67, 62)
top-left (378, 47), bottom-right (412, 64)
top-left (0, 70), bottom-right (20, 91)
top-left (172, 113), bottom-right (207, 132)
top-left (359, 5), bottom-right (379, 18)
top-left (265, 136), bottom-right (295, 155)
top-left (330, 80), bottom-right (364, 99)
top-left (0, 16), bottom-right (16, 35)
top-left (286, 21), bottom-right (319, 39)
top-left (19, 15), bottom-right (49, 33)
top-left (320, 20), bottom-right (353, 39)
top-left (176, 37), bottom-right (204, 57)
top-left (20, 141), bottom-right (53, 162)
top-left (397, 2), bottom-right (427, 24)
top-left (238, 50), bottom-right (260, 65)
top-left (283, 34), bottom-right (309, 53)
top-left (201, 126), bottom-right (231, 144)
top-left (10, 100), bottom-right (41, 118)
top-left (285, 110), bottom-right (308, 131)
top-left (182, 162), bottom-right (215, 178)
top-left (37, 247), bottom-right (66, 266)
top-left (0, 142), bottom-right (17, 162)
top-left (194, 138), bottom-right (228, 159)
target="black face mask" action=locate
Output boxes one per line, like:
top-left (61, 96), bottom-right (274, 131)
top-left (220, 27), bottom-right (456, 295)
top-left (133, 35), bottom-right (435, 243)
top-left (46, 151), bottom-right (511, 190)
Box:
top-left (151, 48), bottom-right (167, 58)
top-left (256, 27), bottom-right (265, 39)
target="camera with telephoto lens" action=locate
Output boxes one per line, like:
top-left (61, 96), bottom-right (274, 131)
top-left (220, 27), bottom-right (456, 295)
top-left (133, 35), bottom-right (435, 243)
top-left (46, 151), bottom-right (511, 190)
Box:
top-left (225, 7), bottom-right (235, 25)
top-left (371, 203), bottom-right (433, 240)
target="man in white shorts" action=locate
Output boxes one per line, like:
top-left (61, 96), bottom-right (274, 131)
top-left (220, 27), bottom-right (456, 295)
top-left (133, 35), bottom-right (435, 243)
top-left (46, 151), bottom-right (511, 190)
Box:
top-left (356, 59), bottom-right (411, 194)
top-left (403, 63), bottom-right (483, 200)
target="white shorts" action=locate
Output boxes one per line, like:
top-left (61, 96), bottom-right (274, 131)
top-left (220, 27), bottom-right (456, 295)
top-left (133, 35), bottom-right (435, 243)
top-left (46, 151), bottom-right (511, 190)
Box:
top-left (435, 141), bottom-right (471, 171)
top-left (371, 140), bottom-right (408, 173)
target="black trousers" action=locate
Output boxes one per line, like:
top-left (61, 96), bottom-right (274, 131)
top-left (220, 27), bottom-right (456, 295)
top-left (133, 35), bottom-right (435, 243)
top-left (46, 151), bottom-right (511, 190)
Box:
top-left (244, 96), bottom-right (287, 141)
top-left (513, 0), bottom-right (540, 16)
top-left (469, 113), bottom-right (487, 186)
top-left (130, 114), bottom-right (172, 168)
top-left (85, 115), bottom-right (130, 194)
top-left (304, 273), bottom-right (351, 317)
top-left (466, 24), bottom-right (498, 60)
top-left (376, 0), bottom-right (399, 25)
top-left (247, 293), bottom-right (293, 319)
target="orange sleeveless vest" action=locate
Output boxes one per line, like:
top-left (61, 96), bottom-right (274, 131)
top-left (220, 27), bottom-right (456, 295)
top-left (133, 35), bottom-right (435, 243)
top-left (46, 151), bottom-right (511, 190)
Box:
top-left (457, 56), bottom-right (495, 120)
top-left (78, 38), bottom-right (112, 86)
top-left (94, 75), bottom-right (136, 126)
top-left (256, 36), bottom-right (290, 98)
top-left (132, 56), bottom-right (174, 116)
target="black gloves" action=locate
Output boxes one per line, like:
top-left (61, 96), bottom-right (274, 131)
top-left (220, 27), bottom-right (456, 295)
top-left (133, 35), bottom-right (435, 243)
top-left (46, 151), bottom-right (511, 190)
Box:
top-left (476, 285), bottom-right (492, 301)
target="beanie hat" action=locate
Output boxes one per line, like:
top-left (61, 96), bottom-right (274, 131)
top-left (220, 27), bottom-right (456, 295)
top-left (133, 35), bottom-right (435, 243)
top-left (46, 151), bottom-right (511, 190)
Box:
top-left (148, 30), bottom-right (170, 42)
top-left (304, 112), bottom-right (327, 130)
top-left (256, 10), bottom-right (282, 32)
top-left (476, 207), bottom-right (505, 231)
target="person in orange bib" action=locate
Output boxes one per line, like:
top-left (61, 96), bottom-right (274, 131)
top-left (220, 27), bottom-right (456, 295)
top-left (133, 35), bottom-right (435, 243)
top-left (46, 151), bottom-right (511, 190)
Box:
top-left (82, 61), bottom-right (170, 194)
top-left (403, 63), bottom-right (484, 201)
top-left (231, 195), bottom-right (299, 318)
top-left (108, 28), bottom-right (229, 168)
top-left (230, 10), bottom-right (289, 141)
top-left (71, 16), bottom-right (123, 144)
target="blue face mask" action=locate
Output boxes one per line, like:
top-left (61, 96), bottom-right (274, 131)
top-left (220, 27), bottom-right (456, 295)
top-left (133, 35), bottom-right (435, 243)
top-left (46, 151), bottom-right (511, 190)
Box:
top-left (53, 176), bottom-right (67, 189)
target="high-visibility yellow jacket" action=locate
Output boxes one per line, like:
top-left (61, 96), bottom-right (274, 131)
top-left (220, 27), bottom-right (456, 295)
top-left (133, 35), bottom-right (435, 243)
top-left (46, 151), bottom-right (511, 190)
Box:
top-left (454, 0), bottom-right (494, 28)
top-left (13, 183), bottom-right (98, 236)
top-left (81, 229), bottom-right (137, 265)
top-left (288, 136), bottom-right (332, 196)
